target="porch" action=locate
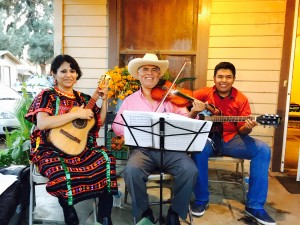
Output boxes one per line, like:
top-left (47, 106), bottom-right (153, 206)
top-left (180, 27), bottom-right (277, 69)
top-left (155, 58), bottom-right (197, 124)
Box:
top-left (28, 162), bottom-right (299, 225)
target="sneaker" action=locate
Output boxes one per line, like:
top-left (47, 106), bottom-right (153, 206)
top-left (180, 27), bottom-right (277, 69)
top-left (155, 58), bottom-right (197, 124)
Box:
top-left (245, 207), bottom-right (276, 225)
top-left (191, 201), bottom-right (209, 217)
top-left (141, 207), bottom-right (155, 224)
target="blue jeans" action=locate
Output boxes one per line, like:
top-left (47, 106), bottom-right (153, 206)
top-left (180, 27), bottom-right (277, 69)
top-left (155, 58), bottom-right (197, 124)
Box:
top-left (192, 134), bottom-right (271, 209)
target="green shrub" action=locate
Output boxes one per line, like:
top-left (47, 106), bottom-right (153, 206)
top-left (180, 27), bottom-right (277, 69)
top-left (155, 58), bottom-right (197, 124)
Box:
top-left (0, 87), bottom-right (33, 166)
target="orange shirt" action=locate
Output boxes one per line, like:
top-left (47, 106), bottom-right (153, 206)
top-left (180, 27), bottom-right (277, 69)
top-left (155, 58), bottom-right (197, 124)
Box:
top-left (193, 86), bottom-right (251, 142)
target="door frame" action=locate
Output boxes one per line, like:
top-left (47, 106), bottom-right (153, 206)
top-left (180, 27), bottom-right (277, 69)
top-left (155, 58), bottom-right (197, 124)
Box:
top-left (273, 0), bottom-right (299, 172)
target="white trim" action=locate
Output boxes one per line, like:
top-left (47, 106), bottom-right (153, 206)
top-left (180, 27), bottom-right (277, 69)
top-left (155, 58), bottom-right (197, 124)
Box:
top-left (297, 144), bottom-right (300, 181)
top-left (54, 0), bottom-right (63, 55)
top-left (280, 0), bottom-right (300, 172)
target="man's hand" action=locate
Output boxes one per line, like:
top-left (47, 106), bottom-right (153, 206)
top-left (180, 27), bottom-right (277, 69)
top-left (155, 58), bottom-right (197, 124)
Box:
top-left (239, 118), bottom-right (257, 135)
top-left (188, 99), bottom-right (206, 118)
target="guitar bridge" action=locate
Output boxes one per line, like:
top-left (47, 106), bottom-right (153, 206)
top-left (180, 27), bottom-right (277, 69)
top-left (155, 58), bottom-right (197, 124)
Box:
top-left (59, 129), bottom-right (81, 143)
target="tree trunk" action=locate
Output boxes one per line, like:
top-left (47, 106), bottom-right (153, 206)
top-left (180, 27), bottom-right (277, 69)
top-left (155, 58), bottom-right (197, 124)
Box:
top-left (40, 63), bottom-right (46, 74)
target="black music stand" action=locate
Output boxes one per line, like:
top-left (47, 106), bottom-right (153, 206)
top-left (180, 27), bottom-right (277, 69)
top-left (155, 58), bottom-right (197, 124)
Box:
top-left (115, 113), bottom-right (210, 225)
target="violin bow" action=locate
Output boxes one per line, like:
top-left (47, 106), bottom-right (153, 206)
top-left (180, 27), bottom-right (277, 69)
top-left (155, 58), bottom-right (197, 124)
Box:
top-left (155, 61), bottom-right (189, 112)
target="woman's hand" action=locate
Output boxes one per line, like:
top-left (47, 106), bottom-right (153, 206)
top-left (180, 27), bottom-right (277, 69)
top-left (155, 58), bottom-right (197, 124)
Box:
top-left (75, 105), bottom-right (94, 120)
top-left (36, 105), bottom-right (95, 130)
top-left (98, 87), bottom-right (108, 101)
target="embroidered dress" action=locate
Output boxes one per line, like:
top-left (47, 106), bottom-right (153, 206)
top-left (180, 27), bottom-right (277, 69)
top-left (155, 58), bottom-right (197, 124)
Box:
top-left (25, 87), bottom-right (118, 205)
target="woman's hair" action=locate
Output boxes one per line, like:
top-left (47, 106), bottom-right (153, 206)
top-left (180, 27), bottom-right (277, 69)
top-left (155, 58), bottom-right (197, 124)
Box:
top-left (214, 61), bottom-right (236, 78)
top-left (50, 54), bottom-right (83, 80)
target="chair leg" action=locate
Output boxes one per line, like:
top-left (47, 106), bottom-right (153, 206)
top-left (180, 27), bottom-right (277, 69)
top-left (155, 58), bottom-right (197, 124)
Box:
top-left (93, 198), bottom-right (97, 222)
top-left (124, 185), bottom-right (129, 204)
top-left (29, 186), bottom-right (33, 225)
top-left (188, 204), bottom-right (194, 225)
top-left (235, 163), bottom-right (239, 182)
top-left (29, 165), bottom-right (34, 225)
top-left (241, 162), bottom-right (246, 201)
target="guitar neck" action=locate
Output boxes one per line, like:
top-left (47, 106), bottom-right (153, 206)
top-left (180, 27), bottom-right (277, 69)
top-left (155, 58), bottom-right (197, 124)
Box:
top-left (85, 88), bottom-right (99, 109)
top-left (205, 116), bottom-right (255, 122)
top-left (200, 114), bottom-right (280, 127)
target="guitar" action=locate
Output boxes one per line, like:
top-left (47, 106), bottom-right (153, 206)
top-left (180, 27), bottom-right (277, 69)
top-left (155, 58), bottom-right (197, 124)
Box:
top-left (198, 114), bottom-right (281, 153)
top-left (48, 75), bottom-right (110, 156)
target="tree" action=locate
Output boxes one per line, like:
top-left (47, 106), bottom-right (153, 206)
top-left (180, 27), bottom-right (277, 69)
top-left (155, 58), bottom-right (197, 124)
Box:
top-left (0, 0), bottom-right (54, 72)
top-left (0, 9), bottom-right (28, 57)
top-left (28, 18), bottom-right (54, 74)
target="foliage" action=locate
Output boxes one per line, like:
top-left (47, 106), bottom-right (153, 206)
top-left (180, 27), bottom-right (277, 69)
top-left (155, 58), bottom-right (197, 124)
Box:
top-left (0, 9), bottom-right (29, 57)
top-left (106, 66), bottom-right (141, 105)
top-left (0, 88), bottom-right (33, 167)
top-left (156, 50), bottom-right (196, 85)
top-left (28, 17), bottom-right (54, 74)
top-left (0, 0), bottom-right (54, 72)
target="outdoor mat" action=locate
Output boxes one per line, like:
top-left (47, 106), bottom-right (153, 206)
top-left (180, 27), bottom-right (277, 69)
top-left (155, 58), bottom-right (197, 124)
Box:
top-left (276, 176), bottom-right (300, 194)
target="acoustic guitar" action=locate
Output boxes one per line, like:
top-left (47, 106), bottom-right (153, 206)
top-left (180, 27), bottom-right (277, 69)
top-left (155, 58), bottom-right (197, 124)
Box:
top-left (49, 75), bottom-right (110, 156)
top-left (198, 114), bottom-right (281, 153)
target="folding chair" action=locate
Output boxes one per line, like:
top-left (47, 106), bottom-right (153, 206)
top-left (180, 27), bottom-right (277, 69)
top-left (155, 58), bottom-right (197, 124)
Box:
top-left (28, 163), bottom-right (98, 225)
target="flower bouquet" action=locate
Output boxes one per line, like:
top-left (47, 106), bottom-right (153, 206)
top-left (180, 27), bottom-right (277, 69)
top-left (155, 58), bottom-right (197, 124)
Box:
top-left (105, 66), bottom-right (140, 106)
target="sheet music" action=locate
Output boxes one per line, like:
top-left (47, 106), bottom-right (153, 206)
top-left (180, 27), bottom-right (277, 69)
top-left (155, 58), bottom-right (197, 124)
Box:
top-left (123, 110), bottom-right (212, 152)
top-left (123, 111), bottom-right (154, 148)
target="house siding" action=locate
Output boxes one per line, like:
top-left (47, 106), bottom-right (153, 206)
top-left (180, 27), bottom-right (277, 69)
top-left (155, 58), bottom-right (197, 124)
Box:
top-left (207, 0), bottom-right (286, 148)
top-left (55, 0), bottom-right (109, 96)
top-left (54, 0), bottom-right (288, 150)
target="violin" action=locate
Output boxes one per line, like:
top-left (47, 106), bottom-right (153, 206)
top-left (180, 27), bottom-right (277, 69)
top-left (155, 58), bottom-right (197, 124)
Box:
top-left (151, 61), bottom-right (220, 115)
top-left (151, 79), bottom-right (220, 115)
top-left (151, 79), bottom-right (195, 107)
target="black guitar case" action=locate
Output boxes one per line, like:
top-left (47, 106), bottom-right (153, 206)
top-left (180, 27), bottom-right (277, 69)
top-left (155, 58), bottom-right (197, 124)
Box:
top-left (0, 165), bottom-right (30, 225)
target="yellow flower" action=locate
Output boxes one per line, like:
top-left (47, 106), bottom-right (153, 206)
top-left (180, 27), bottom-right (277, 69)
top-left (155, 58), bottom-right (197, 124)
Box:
top-left (105, 66), bottom-right (140, 105)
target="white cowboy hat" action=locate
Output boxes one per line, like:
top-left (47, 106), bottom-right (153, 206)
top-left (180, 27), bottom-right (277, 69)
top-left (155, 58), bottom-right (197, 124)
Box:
top-left (128, 53), bottom-right (169, 79)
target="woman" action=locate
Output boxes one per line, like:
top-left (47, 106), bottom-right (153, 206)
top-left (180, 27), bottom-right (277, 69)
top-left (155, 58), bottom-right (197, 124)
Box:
top-left (25, 54), bottom-right (118, 225)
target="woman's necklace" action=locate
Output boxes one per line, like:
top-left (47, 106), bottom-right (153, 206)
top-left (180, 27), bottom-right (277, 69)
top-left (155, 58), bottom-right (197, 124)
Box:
top-left (54, 87), bottom-right (76, 99)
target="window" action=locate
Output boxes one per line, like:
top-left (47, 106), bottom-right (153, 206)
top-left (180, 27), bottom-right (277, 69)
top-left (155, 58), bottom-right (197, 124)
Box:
top-left (3, 66), bottom-right (11, 87)
top-left (110, 0), bottom-right (201, 89)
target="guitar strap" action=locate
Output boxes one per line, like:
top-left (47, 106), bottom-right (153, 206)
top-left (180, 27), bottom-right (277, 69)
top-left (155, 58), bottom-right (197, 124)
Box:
top-left (73, 89), bottom-right (84, 105)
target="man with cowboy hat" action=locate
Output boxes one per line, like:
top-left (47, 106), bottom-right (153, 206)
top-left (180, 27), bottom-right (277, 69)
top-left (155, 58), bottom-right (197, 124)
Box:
top-left (112, 53), bottom-right (205, 225)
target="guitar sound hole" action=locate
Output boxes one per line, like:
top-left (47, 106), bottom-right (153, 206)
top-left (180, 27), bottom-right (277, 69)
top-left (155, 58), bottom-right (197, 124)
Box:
top-left (72, 119), bottom-right (87, 129)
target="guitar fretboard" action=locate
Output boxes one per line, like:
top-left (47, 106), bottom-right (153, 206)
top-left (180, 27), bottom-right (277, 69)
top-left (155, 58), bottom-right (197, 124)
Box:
top-left (85, 75), bottom-right (108, 109)
top-left (85, 90), bottom-right (99, 109)
top-left (205, 116), bottom-right (255, 122)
